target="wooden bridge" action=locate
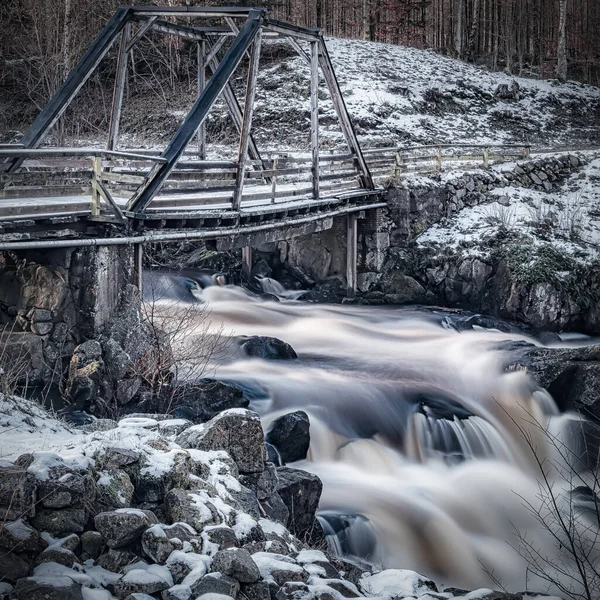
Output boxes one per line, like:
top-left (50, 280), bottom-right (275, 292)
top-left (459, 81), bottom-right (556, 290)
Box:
top-left (0, 6), bottom-right (389, 251)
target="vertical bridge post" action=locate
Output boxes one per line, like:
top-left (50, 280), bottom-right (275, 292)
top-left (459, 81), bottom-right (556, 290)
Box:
top-left (107, 22), bottom-right (131, 151)
top-left (197, 40), bottom-right (207, 159)
top-left (232, 29), bottom-right (262, 211)
top-left (310, 40), bottom-right (319, 199)
top-left (242, 246), bottom-right (253, 278)
top-left (346, 213), bottom-right (357, 298)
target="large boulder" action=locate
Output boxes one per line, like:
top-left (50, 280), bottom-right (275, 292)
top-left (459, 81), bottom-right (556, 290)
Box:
top-left (176, 410), bottom-right (267, 474)
top-left (241, 337), bottom-right (297, 360)
top-left (30, 508), bottom-right (88, 535)
top-left (171, 381), bottom-right (248, 423)
top-left (190, 574), bottom-right (239, 598)
top-left (210, 548), bottom-right (260, 584)
top-left (27, 453), bottom-right (95, 510)
top-left (265, 412), bottom-right (310, 464)
top-left (94, 509), bottom-right (158, 549)
top-left (505, 342), bottom-right (600, 420)
top-left (276, 468), bottom-right (322, 539)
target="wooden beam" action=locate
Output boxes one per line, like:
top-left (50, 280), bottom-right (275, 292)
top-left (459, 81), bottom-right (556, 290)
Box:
top-left (263, 19), bottom-right (322, 41)
top-left (205, 36), bottom-right (228, 64)
top-left (317, 39), bottom-right (374, 190)
top-left (346, 213), bottom-right (357, 298)
top-left (310, 41), bottom-right (319, 200)
top-left (288, 37), bottom-right (310, 65)
top-left (232, 30), bottom-right (262, 211)
top-left (205, 40), bottom-right (265, 172)
top-left (107, 22), bottom-right (131, 151)
top-left (126, 17), bottom-right (157, 52)
top-left (132, 7), bottom-right (256, 18)
top-left (197, 40), bottom-right (207, 159)
top-left (127, 9), bottom-right (263, 214)
top-left (149, 20), bottom-right (230, 42)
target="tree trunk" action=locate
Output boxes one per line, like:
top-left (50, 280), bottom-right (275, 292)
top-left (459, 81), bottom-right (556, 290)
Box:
top-left (557, 0), bottom-right (568, 81)
top-left (455, 0), bottom-right (464, 58)
top-left (467, 0), bottom-right (481, 61)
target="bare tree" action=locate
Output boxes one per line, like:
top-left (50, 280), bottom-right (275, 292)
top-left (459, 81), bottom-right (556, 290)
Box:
top-left (502, 405), bottom-right (600, 600)
top-left (557, 0), bottom-right (568, 82)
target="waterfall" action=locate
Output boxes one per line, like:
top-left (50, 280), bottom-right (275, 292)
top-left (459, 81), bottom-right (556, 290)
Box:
top-left (146, 271), bottom-right (599, 595)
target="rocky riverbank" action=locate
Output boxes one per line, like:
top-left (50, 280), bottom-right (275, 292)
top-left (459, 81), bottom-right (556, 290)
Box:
top-left (0, 392), bottom-right (559, 600)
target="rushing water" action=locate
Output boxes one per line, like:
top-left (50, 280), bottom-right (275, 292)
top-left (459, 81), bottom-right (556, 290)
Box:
top-left (146, 271), bottom-right (600, 596)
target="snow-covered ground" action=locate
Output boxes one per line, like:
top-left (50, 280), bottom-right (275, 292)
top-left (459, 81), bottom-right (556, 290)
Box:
top-left (246, 38), bottom-right (600, 150)
top-left (417, 154), bottom-right (600, 260)
top-left (110, 37), bottom-right (600, 155)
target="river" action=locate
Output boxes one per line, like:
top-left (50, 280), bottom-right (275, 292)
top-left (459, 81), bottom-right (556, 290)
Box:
top-left (147, 270), bottom-right (598, 596)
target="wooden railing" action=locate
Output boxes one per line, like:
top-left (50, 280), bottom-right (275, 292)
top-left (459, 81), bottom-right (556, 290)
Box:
top-left (0, 143), bottom-right (531, 220)
top-left (387, 143), bottom-right (531, 175)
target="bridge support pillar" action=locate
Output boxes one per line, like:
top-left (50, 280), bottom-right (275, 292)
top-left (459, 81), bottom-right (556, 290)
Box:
top-left (242, 245), bottom-right (253, 278)
top-left (346, 214), bottom-right (357, 298)
top-left (134, 244), bottom-right (143, 294)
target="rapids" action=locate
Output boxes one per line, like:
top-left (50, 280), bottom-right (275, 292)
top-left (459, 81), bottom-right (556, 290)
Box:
top-left (146, 271), bottom-right (600, 597)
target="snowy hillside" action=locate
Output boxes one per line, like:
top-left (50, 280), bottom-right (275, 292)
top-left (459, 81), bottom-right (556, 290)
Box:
top-left (237, 38), bottom-right (600, 151)
top-left (417, 152), bottom-right (600, 260)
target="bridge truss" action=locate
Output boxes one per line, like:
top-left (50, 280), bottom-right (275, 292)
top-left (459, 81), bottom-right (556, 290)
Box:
top-left (0, 6), bottom-right (385, 248)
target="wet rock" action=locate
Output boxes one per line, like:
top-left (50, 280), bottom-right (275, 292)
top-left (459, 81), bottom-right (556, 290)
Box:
top-left (381, 272), bottom-right (426, 304)
top-left (94, 509), bottom-right (158, 549)
top-left (190, 573), bottom-right (239, 598)
top-left (241, 336), bottom-right (297, 360)
top-left (171, 381), bottom-right (248, 423)
top-left (176, 409), bottom-right (267, 474)
top-left (164, 489), bottom-right (221, 531)
top-left (0, 464), bottom-right (37, 520)
top-left (210, 548), bottom-right (260, 583)
top-left (10, 576), bottom-right (83, 600)
top-left (506, 343), bottom-right (600, 420)
top-left (276, 467), bottom-right (323, 538)
top-left (266, 412), bottom-right (310, 464)
top-left (142, 525), bottom-right (183, 564)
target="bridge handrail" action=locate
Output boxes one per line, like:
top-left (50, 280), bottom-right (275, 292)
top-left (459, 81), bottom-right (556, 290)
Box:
top-left (0, 148), bottom-right (168, 163)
